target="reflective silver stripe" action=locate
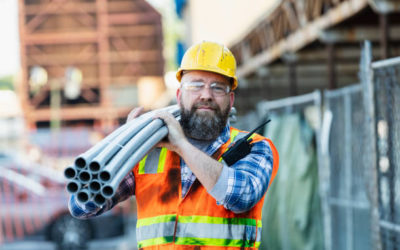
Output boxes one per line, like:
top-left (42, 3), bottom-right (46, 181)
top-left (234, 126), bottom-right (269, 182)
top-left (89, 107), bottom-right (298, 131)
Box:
top-left (256, 227), bottom-right (262, 242)
top-left (143, 148), bottom-right (163, 173)
top-left (136, 221), bottom-right (176, 241)
top-left (175, 223), bottom-right (257, 242)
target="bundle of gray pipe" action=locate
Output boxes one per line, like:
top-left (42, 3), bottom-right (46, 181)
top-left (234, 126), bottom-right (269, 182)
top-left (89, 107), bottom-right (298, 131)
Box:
top-left (64, 105), bottom-right (180, 206)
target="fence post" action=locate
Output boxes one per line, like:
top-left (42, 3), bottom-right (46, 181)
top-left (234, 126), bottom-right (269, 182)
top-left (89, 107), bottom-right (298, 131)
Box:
top-left (318, 90), bottom-right (333, 250)
top-left (360, 40), bottom-right (382, 250)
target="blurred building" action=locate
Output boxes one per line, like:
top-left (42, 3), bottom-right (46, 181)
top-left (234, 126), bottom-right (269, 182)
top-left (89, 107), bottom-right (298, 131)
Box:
top-left (18, 0), bottom-right (165, 130)
top-left (177, 0), bottom-right (400, 113)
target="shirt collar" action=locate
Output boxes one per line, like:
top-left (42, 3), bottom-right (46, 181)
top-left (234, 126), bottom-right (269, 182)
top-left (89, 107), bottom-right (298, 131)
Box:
top-left (205, 123), bottom-right (231, 155)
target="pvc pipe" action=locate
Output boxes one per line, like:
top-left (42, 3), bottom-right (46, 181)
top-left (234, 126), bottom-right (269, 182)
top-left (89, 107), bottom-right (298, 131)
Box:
top-left (98, 118), bottom-right (165, 182)
top-left (74, 105), bottom-right (178, 169)
top-left (64, 166), bottom-right (78, 180)
top-left (98, 115), bottom-right (180, 183)
top-left (88, 106), bottom-right (180, 173)
top-left (74, 121), bottom-right (132, 169)
top-left (101, 126), bottom-right (168, 198)
top-left (66, 180), bottom-right (81, 194)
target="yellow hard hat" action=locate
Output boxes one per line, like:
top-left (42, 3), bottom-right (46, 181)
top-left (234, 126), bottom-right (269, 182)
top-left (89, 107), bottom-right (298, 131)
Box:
top-left (176, 41), bottom-right (238, 90)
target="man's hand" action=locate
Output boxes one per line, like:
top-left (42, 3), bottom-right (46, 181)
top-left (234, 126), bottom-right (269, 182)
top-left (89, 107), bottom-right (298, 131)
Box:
top-left (126, 107), bottom-right (144, 123)
top-left (153, 111), bottom-right (188, 154)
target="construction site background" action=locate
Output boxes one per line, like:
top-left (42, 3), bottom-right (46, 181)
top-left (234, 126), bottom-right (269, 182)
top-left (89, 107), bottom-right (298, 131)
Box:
top-left (0, 0), bottom-right (400, 249)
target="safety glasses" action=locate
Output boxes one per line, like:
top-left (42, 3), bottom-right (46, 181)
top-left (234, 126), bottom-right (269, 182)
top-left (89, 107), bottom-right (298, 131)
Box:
top-left (181, 81), bottom-right (231, 96)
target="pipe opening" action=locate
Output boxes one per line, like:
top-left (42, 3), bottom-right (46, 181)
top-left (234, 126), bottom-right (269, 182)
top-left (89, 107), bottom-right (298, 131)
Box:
top-left (75, 158), bottom-right (86, 169)
top-left (94, 194), bottom-right (106, 205)
top-left (89, 161), bottom-right (101, 172)
top-left (79, 171), bottom-right (91, 182)
top-left (89, 181), bottom-right (101, 192)
top-left (102, 186), bottom-right (114, 197)
top-left (99, 171), bottom-right (111, 182)
top-left (77, 191), bottom-right (90, 203)
top-left (67, 182), bottom-right (79, 193)
top-left (64, 167), bottom-right (77, 179)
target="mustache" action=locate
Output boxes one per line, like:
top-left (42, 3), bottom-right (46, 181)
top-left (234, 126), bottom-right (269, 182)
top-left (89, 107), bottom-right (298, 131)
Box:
top-left (192, 101), bottom-right (218, 110)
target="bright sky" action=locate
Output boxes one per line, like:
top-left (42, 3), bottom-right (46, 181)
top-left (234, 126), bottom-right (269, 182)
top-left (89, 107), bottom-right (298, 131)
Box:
top-left (0, 0), bottom-right (19, 78)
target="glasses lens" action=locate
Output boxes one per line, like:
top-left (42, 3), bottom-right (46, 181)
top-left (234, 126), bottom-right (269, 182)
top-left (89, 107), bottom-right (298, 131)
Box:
top-left (211, 83), bottom-right (229, 96)
top-left (183, 81), bottom-right (204, 91)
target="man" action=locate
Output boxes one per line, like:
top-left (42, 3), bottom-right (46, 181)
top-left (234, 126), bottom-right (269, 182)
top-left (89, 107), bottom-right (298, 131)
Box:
top-left (69, 41), bottom-right (279, 249)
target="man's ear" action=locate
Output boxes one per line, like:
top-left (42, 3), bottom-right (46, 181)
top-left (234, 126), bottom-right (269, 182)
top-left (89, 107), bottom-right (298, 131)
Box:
top-left (229, 91), bottom-right (235, 109)
top-left (176, 87), bottom-right (182, 105)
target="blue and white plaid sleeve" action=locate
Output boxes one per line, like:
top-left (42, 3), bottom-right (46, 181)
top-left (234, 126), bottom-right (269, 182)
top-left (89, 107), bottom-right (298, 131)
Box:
top-left (68, 171), bottom-right (135, 218)
top-left (209, 139), bottom-right (273, 213)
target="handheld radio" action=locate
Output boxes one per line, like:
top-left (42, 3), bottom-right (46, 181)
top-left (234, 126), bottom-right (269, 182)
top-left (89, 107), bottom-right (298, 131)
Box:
top-left (221, 119), bottom-right (271, 166)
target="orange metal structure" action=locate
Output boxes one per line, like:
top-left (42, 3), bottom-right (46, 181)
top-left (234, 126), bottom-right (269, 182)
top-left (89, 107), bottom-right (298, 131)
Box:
top-left (18, 0), bottom-right (164, 130)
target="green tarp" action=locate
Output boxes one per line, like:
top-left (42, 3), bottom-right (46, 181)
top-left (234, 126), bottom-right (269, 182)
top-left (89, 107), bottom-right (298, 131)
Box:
top-left (260, 113), bottom-right (324, 250)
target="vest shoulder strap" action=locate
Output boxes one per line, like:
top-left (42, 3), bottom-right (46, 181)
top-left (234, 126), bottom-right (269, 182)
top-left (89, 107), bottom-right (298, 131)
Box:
top-left (138, 147), bottom-right (168, 174)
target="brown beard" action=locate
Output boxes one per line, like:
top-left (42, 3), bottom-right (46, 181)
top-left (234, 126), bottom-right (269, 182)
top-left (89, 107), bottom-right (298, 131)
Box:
top-left (179, 100), bottom-right (230, 141)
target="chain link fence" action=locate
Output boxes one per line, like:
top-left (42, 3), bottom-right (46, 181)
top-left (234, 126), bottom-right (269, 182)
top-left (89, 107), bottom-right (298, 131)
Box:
top-left (367, 44), bottom-right (400, 250)
top-left (320, 41), bottom-right (400, 250)
top-left (322, 84), bottom-right (372, 250)
top-left (253, 41), bottom-right (399, 250)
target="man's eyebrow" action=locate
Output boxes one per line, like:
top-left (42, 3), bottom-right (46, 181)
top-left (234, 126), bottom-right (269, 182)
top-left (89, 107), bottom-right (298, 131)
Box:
top-left (188, 78), bottom-right (204, 82)
top-left (187, 78), bottom-right (228, 85)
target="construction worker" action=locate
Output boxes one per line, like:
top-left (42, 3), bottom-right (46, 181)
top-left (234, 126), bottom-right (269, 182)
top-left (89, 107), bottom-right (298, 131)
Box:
top-left (69, 41), bottom-right (279, 249)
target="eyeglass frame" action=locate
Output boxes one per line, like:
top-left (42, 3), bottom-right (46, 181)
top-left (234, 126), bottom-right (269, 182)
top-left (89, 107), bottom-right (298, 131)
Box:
top-left (181, 81), bottom-right (232, 96)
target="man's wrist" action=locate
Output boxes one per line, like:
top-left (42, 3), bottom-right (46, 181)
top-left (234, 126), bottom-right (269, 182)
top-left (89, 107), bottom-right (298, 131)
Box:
top-left (175, 137), bottom-right (191, 155)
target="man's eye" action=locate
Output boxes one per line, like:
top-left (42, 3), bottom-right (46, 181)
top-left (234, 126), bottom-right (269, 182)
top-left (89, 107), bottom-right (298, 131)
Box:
top-left (185, 82), bottom-right (204, 91)
top-left (212, 86), bottom-right (225, 92)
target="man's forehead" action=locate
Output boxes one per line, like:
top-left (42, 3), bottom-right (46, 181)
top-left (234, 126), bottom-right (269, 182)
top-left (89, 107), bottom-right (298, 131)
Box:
top-left (181, 70), bottom-right (230, 84)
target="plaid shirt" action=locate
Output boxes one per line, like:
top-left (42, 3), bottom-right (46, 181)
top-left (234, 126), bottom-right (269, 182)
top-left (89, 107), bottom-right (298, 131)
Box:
top-left (69, 124), bottom-right (274, 217)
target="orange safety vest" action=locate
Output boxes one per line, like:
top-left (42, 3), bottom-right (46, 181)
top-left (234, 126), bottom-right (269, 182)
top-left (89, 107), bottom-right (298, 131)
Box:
top-left (133, 127), bottom-right (279, 249)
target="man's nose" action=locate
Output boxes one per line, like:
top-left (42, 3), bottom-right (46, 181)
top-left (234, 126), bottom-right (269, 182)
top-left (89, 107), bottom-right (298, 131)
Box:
top-left (198, 85), bottom-right (213, 100)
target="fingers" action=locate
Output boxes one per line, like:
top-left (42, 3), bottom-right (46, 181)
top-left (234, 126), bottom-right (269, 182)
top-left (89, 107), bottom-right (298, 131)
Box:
top-left (126, 107), bottom-right (144, 122)
top-left (153, 111), bottom-right (176, 125)
top-left (153, 110), bottom-right (186, 152)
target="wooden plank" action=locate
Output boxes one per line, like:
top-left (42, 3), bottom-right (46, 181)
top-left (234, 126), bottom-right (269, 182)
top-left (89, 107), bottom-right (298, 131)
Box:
top-left (108, 1), bottom-right (142, 13)
top-left (24, 2), bottom-right (97, 15)
top-left (108, 25), bottom-right (161, 37)
top-left (294, 0), bottom-right (308, 26)
top-left (26, 52), bottom-right (98, 66)
top-left (24, 32), bottom-right (98, 45)
top-left (108, 12), bottom-right (160, 25)
top-left (18, 0), bottom-right (29, 114)
top-left (312, 0), bottom-right (323, 19)
top-left (109, 50), bottom-right (161, 62)
top-left (96, 0), bottom-right (111, 112)
top-left (283, 1), bottom-right (299, 31)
